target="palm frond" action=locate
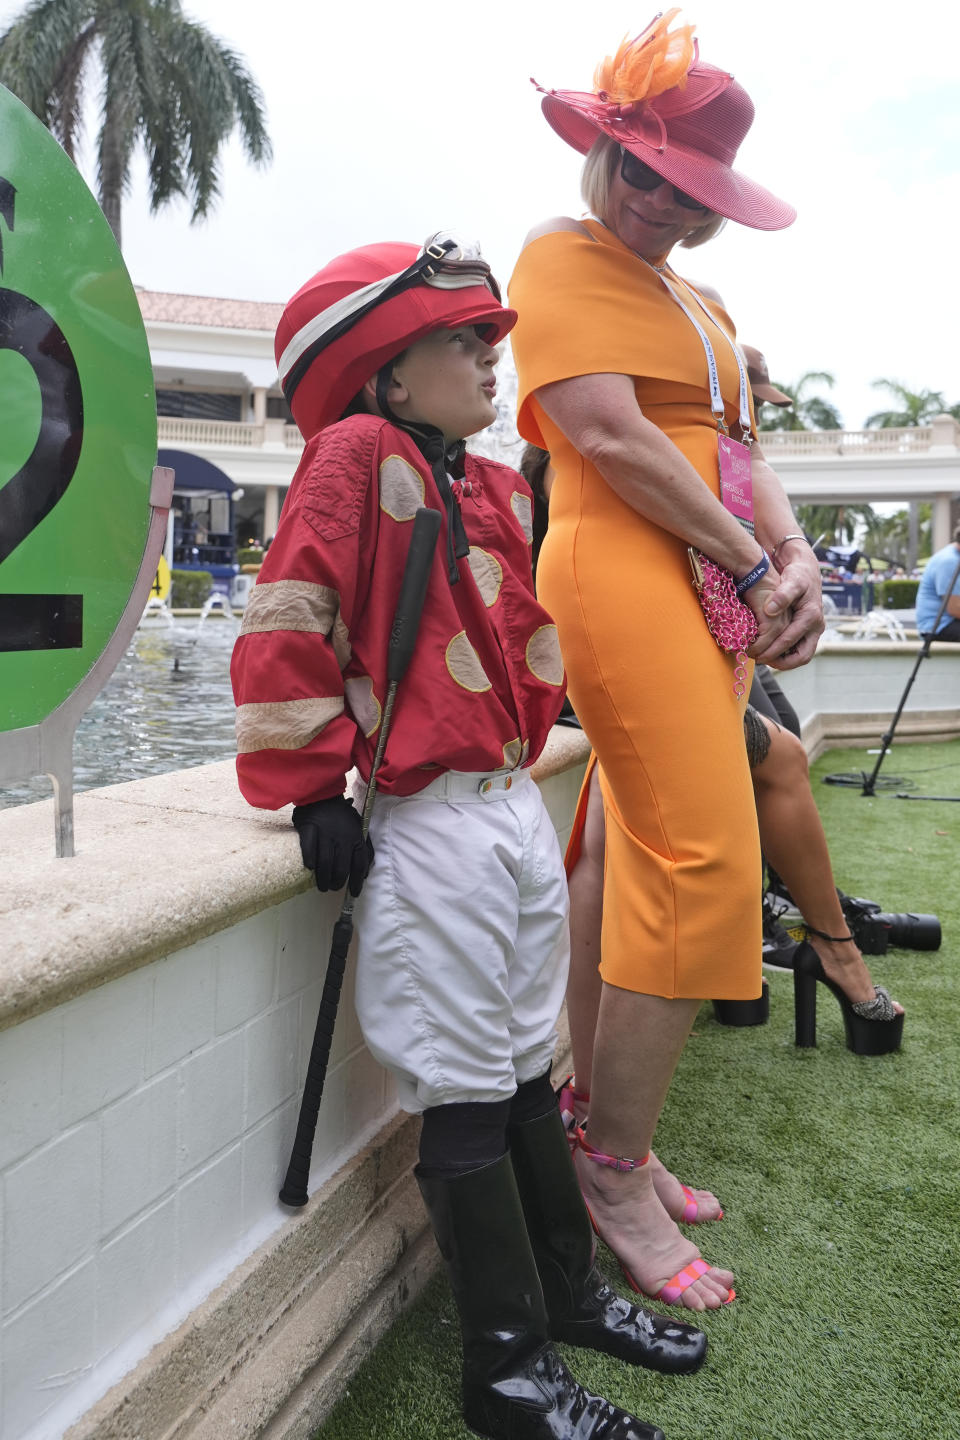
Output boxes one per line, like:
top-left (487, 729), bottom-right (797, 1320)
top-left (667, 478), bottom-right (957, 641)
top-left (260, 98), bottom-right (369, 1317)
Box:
top-left (49, 20), bottom-right (97, 156)
top-left (132, 8), bottom-right (187, 210)
top-left (156, 21), bottom-right (231, 217)
top-left (801, 397), bottom-right (843, 430)
top-left (218, 45), bottom-right (272, 164)
top-left (758, 371), bottom-right (841, 431)
top-left (0, 0), bottom-right (93, 120)
top-left (864, 408), bottom-right (901, 429)
top-left (97, 4), bottom-right (147, 241)
top-left (866, 379), bottom-right (945, 427)
top-left (757, 404), bottom-right (804, 433)
top-left (795, 370), bottom-right (836, 389)
top-left (151, 15), bottom-right (269, 221)
top-left (870, 376), bottom-right (907, 396)
top-left (0, 0), bottom-right (271, 246)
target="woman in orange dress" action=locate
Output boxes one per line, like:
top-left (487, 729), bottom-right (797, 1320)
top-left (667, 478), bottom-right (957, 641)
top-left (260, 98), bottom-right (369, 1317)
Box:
top-left (510, 15), bottom-right (824, 1310)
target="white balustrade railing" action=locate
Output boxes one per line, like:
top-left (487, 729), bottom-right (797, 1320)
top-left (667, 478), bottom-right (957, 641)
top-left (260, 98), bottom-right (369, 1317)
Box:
top-left (157, 416), bottom-right (266, 447)
top-left (758, 426), bottom-right (935, 456)
top-left (156, 417), bottom-right (955, 460)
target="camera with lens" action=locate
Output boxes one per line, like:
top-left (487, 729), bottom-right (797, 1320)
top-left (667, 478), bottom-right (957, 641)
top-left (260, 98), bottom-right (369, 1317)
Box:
top-left (839, 893), bottom-right (942, 956)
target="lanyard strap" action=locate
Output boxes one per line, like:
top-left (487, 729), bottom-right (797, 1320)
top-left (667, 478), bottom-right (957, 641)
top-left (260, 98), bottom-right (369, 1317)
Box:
top-left (646, 264), bottom-right (753, 441)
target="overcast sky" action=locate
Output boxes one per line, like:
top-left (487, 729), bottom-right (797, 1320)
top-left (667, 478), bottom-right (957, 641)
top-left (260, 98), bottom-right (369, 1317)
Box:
top-left (4, 0), bottom-right (958, 428)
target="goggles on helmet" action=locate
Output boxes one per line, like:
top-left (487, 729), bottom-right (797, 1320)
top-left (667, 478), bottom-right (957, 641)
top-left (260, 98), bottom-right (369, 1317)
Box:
top-left (279, 232), bottom-right (501, 409)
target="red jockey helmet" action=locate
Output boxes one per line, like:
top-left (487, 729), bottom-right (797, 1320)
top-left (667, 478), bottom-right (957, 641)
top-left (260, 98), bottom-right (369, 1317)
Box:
top-left (276, 233), bottom-right (517, 438)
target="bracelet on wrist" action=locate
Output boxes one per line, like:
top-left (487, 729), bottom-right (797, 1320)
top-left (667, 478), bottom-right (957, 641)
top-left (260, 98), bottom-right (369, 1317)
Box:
top-left (734, 550), bottom-right (770, 596)
top-left (771, 533), bottom-right (808, 564)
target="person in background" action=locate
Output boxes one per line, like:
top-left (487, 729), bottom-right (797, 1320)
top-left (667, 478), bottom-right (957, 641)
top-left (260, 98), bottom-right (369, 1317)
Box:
top-left (510, 12), bottom-right (822, 1312)
top-left (742, 345), bottom-right (794, 415)
top-left (916, 522), bottom-right (960, 641)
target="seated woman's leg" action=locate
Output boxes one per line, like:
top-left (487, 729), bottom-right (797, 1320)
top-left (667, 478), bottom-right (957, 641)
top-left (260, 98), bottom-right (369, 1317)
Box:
top-left (749, 717), bottom-right (903, 1013)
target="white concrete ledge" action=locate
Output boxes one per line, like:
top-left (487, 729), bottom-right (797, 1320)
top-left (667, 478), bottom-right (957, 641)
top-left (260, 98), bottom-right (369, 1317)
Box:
top-left (774, 638), bottom-right (960, 760)
top-left (817, 638), bottom-right (960, 655)
top-left (0, 727), bottom-right (591, 1034)
top-left (801, 707), bottom-right (960, 761)
top-left (0, 762), bottom-right (304, 1032)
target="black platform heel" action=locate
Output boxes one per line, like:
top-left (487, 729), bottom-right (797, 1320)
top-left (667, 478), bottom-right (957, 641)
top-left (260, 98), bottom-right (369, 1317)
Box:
top-left (793, 940), bottom-right (903, 1055)
top-left (712, 981), bottom-right (769, 1027)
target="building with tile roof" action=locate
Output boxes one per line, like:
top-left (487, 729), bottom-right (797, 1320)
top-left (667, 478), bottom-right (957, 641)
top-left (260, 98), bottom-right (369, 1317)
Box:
top-left (139, 288), bottom-right (301, 552)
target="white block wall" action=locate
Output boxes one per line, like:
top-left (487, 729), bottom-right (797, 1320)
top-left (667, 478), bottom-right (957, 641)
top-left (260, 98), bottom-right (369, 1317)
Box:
top-left (0, 891), bottom-right (388, 1440)
top-left (777, 642), bottom-right (960, 736)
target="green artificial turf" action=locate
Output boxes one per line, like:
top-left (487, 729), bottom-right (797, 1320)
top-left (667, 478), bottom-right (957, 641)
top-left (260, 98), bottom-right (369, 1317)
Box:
top-left (318, 740), bottom-right (960, 1440)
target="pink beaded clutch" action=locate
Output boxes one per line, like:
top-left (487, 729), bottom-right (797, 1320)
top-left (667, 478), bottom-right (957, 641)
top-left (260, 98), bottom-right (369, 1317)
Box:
top-left (688, 548), bottom-right (757, 696)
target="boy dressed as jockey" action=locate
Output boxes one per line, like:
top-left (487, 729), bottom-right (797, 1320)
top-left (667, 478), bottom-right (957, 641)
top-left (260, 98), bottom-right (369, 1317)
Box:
top-left (231, 234), bottom-right (705, 1440)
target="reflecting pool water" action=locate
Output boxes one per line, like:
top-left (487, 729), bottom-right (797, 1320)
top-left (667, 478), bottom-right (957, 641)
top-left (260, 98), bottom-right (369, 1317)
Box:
top-left (0, 616), bottom-right (239, 810)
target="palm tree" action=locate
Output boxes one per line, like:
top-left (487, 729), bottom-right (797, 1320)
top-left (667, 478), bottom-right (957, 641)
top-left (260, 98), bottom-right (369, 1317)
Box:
top-left (794, 502), bottom-right (878, 549)
top-left (0, 0), bottom-right (271, 248)
top-left (865, 379), bottom-right (946, 428)
top-left (861, 504), bottom-right (933, 569)
top-left (756, 370), bottom-right (843, 432)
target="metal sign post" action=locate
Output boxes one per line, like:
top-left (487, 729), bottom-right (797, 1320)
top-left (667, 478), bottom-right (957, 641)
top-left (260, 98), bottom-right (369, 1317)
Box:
top-left (0, 85), bottom-right (164, 855)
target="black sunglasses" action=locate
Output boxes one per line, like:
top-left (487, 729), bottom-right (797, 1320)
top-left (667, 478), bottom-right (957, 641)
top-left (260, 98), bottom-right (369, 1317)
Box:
top-left (619, 148), bottom-right (708, 212)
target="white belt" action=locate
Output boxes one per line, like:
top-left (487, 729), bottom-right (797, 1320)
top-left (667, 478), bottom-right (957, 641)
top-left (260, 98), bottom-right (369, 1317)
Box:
top-left (357, 768), bottom-right (532, 807)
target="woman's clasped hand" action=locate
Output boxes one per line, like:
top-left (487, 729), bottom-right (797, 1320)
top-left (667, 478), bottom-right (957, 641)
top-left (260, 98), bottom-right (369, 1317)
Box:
top-left (745, 529), bottom-right (825, 668)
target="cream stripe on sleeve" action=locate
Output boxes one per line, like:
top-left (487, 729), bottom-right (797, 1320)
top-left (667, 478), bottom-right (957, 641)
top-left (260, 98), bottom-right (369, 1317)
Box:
top-left (236, 696), bottom-right (344, 754)
top-left (240, 580), bottom-right (341, 636)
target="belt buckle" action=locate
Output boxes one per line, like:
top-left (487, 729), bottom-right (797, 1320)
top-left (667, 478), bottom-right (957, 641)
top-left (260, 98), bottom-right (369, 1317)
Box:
top-left (477, 772), bottom-right (514, 798)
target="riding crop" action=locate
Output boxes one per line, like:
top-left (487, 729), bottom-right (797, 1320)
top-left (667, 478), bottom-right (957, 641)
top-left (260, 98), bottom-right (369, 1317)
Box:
top-left (279, 504), bottom-right (441, 1207)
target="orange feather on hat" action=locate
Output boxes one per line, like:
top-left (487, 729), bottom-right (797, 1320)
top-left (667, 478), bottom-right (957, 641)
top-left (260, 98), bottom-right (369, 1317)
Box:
top-left (593, 9), bottom-right (696, 104)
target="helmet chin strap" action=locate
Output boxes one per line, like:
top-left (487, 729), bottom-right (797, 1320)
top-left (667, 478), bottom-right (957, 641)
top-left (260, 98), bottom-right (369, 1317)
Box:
top-left (376, 364), bottom-right (468, 585)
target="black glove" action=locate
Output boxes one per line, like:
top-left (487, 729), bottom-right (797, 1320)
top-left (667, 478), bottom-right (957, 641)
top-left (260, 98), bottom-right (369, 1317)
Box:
top-left (291, 796), bottom-right (374, 897)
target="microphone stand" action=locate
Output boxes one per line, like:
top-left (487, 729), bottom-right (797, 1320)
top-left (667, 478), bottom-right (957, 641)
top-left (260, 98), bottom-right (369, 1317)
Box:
top-left (861, 551), bottom-right (960, 798)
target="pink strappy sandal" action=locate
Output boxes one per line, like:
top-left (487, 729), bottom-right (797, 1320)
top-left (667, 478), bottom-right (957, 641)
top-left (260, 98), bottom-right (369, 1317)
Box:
top-left (557, 1078), bottom-right (723, 1224)
top-left (573, 1127), bottom-right (735, 1309)
top-left (557, 1076), bottom-right (587, 1144)
top-left (673, 1181), bottom-right (723, 1225)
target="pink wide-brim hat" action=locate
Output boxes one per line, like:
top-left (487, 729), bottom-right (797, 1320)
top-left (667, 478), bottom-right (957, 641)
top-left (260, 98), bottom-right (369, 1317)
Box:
top-left (537, 49), bottom-right (795, 232)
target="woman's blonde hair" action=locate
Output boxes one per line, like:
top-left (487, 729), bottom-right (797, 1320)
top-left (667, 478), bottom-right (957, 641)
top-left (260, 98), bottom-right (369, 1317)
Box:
top-left (580, 135), bottom-right (726, 250)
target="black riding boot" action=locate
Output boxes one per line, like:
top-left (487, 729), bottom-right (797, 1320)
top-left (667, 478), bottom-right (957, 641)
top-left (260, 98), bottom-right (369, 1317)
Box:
top-left (507, 1108), bottom-right (708, 1376)
top-left (417, 1154), bottom-right (666, 1440)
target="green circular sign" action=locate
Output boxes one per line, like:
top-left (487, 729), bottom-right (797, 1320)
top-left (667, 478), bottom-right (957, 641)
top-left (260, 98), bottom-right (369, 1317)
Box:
top-left (0, 84), bottom-right (156, 732)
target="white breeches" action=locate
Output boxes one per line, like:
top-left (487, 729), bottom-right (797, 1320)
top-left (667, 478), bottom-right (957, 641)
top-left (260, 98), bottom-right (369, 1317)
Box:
top-left (353, 769), bottom-right (570, 1113)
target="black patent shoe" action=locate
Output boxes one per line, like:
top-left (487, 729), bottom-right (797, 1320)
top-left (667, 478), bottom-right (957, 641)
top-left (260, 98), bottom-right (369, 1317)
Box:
top-left (464, 1342), bottom-right (665, 1440)
top-left (793, 941), bottom-right (904, 1055)
top-left (551, 1265), bottom-right (707, 1375)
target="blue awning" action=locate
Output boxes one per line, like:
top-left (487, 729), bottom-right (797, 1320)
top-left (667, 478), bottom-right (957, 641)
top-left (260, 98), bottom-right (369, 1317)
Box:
top-left (159, 449), bottom-right (235, 496)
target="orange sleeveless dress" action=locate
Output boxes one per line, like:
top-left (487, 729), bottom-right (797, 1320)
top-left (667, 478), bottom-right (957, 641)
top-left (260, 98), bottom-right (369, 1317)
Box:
top-left (510, 219), bottom-right (761, 1000)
